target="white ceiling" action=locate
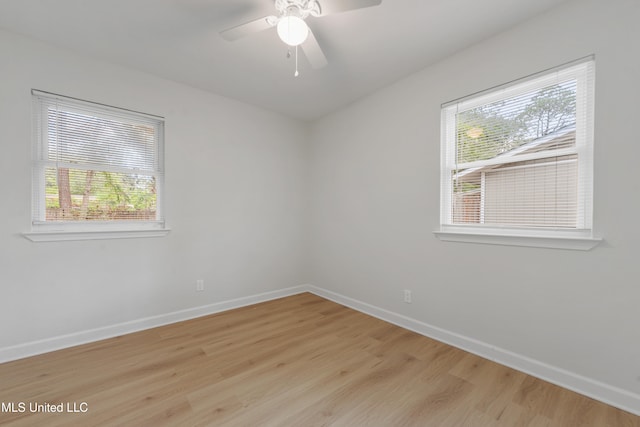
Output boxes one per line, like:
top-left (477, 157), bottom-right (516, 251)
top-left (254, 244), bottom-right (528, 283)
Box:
top-left (0, 0), bottom-right (570, 121)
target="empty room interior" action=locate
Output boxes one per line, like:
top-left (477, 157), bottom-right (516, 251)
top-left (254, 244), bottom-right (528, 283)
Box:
top-left (1, 0), bottom-right (639, 425)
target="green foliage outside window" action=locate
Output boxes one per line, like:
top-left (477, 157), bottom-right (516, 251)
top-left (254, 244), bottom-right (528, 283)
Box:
top-left (45, 168), bottom-right (156, 220)
top-left (456, 83), bottom-right (577, 165)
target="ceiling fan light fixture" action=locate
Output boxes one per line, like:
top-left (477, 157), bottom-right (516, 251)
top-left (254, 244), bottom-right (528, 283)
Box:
top-left (277, 15), bottom-right (309, 46)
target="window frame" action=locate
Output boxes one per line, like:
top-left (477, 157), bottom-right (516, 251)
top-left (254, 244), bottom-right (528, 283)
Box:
top-left (435, 58), bottom-right (601, 250)
top-left (24, 90), bottom-right (170, 242)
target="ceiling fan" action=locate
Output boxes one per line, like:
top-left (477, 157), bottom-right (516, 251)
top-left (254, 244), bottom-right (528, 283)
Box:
top-left (220, 0), bottom-right (382, 72)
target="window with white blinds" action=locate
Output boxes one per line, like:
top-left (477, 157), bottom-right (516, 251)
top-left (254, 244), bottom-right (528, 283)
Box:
top-left (31, 90), bottom-right (165, 234)
top-left (439, 58), bottom-right (595, 242)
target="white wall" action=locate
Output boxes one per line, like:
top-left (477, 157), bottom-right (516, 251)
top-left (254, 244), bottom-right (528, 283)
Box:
top-left (310, 0), bottom-right (640, 406)
top-left (2, 0), bottom-right (640, 414)
top-left (0, 29), bottom-right (309, 348)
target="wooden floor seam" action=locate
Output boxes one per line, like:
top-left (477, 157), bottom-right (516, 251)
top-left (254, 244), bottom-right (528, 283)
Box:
top-left (0, 292), bottom-right (638, 426)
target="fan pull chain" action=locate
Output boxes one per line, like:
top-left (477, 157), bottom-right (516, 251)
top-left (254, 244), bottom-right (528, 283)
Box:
top-left (294, 45), bottom-right (299, 77)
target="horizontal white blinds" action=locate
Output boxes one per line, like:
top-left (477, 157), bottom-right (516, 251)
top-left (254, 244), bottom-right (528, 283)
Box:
top-left (32, 91), bottom-right (164, 224)
top-left (442, 58), bottom-right (594, 229)
top-left (34, 93), bottom-right (160, 171)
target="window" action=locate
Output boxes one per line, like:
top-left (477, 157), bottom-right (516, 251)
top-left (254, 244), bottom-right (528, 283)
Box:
top-left (26, 90), bottom-right (168, 241)
top-left (437, 58), bottom-right (599, 250)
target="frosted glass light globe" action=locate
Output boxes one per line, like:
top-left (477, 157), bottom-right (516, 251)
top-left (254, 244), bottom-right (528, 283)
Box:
top-left (277, 15), bottom-right (309, 46)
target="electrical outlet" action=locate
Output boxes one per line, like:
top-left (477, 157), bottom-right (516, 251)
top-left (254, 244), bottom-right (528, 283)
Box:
top-left (403, 289), bottom-right (412, 303)
top-left (196, 279), bottom-right (204, 292)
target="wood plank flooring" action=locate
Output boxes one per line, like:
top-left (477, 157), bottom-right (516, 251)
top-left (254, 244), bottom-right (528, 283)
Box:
top-left (0, 293), bottom-right (638, 426)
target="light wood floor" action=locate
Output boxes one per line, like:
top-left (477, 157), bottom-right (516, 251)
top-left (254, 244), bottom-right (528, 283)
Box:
top-left (0, 293), bottom-right (638, 426)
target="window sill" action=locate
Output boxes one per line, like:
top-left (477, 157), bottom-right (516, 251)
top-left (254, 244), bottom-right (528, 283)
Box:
top-left (23, 228), bottom-right (171, 242)
top-left (433, 229), bottom-right (602, 251)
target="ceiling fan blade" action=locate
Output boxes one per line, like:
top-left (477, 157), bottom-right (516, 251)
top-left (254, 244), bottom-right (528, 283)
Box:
top-left (301, 29), bottom-right (328, 69)
top-left (317, 0), bottom-right (382, 16)
top-left (220, 16), bottom-right (277, 41)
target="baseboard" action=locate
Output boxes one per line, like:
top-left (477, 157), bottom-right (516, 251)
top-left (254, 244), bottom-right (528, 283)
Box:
top-left (307, 285), bottom-right (640, 416)
top-left (3, 283), bottom-right (638, 416)
top-left (0, 284), bottom-right (309, 364)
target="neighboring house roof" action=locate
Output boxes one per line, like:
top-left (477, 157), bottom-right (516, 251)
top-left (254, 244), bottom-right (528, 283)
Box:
top-left (455, 124), bottom-right (576, 183)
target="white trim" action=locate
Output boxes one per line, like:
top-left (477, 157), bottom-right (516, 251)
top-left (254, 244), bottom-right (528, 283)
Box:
top-left (0, 285), bottom-right (308, 363)
top-left (31, 90), bottom-right (165, 233)
top-left (35, 159), bottom-right (159, 176)
top-left (22, 228), bottom-right (171, 242)
top-left (306, 285), bottom-right (640, 416)
top-left (440, 107), bottom-right (455, 224)
top-left (442, 56), bottom-right (594, 109)
top-left (1, 283), bottom-right (637, 415)
top-left (31, 89), bottom-right (164, 121)
top-left (441, 59), bottom-right (595, 237)
top-left (433, 229), bottom-right (601, 250)
top-left (480, 171), bottom-right (486, 224)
